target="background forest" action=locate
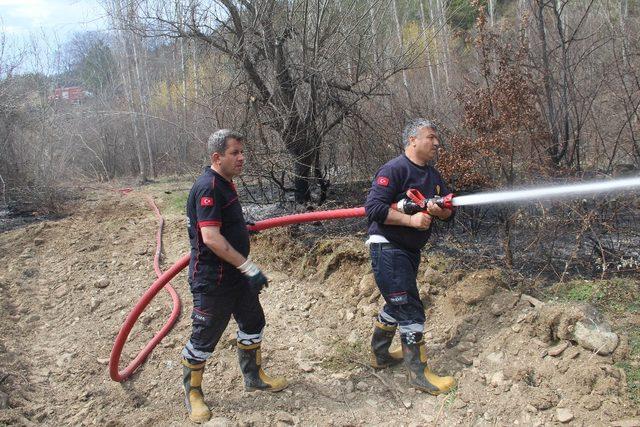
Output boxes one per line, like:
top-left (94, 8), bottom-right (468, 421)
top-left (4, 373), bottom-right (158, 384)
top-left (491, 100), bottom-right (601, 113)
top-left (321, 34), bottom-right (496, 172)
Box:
top-left (1, 0), bottom-right (639, 277)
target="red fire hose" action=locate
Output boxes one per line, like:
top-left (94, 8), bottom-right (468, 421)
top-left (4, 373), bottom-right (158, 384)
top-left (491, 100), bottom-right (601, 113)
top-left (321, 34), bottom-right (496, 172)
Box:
top-left (247, 207), bottom-right (365, 231)
top-left (109, 196), bottom-right (182, 382)
top-left (109, 206), bottom-right (366, 381)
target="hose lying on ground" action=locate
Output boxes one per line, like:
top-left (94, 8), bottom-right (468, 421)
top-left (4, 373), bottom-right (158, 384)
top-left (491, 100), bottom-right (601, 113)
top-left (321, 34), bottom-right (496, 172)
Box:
top-left (109, 196), bottom-right (181, 382)
top-left (109, 206), bottom-right (365, 381)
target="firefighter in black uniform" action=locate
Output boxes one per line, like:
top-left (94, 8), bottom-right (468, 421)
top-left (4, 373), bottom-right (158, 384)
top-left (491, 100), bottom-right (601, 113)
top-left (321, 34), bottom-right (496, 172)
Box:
top-left (181, 129), bottom-right (287, 423)
top-left (364, 118), bottom-right (456, 395)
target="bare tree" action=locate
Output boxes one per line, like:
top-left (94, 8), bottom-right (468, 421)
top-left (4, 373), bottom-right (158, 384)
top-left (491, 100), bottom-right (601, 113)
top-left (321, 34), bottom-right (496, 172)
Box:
top-left (119, 0), bottom-right (423, 203)
top-left (392, 0), bottom-right (412, 105)
top-left (530, 0), bottom-right (600, 168)
top-left (0, 34), bottom-right (27, 208)
top-left (106, 0), bottom-right (157, 182)
top-left (418, 0), bottom-right (438, 102)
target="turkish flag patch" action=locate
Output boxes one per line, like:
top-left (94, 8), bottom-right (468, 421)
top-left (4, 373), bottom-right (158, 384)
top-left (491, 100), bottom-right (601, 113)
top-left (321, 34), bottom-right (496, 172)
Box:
top-left (200, 196), bottom-right (214, 207)
top-left (376, 176), bottom-right (390, 187)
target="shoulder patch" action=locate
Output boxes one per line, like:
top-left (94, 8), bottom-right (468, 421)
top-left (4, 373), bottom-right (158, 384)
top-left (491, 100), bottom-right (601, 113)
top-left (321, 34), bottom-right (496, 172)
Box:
top-left (376, 176), bottom-right (390, 187)
top-left (200, 196), bottom-right (214, 207)
top-left (435, 184), bottom-right (441, 195)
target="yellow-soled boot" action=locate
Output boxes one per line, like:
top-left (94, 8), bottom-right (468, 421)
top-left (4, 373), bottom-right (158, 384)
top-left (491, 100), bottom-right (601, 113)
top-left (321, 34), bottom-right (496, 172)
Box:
top-left (402, 339), bottom-right (456, 395)
top-left (370, 321), bottom-right (404, 369)
top-left (181, 359), bottom-right (212, 423)
top-left (237, 342), bottom-right (288, 392)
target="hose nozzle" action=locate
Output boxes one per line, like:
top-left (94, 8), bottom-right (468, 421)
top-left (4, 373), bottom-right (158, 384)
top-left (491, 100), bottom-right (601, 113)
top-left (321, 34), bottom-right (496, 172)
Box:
top-left (428, 193), bottom-right (454, 210)
top-left (407, 189), bottom-right (455, 210)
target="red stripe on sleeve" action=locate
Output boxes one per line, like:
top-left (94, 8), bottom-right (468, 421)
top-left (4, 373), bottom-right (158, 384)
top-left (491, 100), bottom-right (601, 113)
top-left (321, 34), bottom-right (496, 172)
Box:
top-left (198, 220), bottom-right (222, 228)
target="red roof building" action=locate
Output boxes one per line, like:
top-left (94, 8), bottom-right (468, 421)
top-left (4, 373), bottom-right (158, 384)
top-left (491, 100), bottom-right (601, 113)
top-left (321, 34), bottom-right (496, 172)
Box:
top-left (52, 86), bottom-right (87, 103)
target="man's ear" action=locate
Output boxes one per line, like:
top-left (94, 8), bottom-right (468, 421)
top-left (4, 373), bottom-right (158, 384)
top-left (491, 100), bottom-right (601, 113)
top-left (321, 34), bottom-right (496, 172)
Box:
top-left (211, 152), bottom-right (220, 164)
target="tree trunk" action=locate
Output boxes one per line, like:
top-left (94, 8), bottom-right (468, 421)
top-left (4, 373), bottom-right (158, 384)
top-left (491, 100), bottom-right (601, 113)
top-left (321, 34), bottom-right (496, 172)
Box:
top-left (619, 0), bottom-right (629, 65)
top-left (488, 0), bottom-right (495, 27)
top-left (428, 0), bottom-right (441, 84)
top-left (503, 211), bottom-right (514, 267)
top-left (436, 0), bottom-right (451, 91)
top-left (392, 0), bottom-right (412, 105)
top-left (111, 0), bottom-right (147, 181)
top-left (536, 0), bottom-right (561, 165)
top-left (283, 115), bottom-right (319, 203)
top-left (369, 1), bottom-right (379, 64)
top-left (0, 172), bottom-right (7, 207)
top-left (553, 0), bottom-right (570, 165)
top-left (180, 34), bottom-right (188, 164)
top-left (131, 34), bottom-right (155, 178)
top-left (419, 0), bottom-right (438, 102)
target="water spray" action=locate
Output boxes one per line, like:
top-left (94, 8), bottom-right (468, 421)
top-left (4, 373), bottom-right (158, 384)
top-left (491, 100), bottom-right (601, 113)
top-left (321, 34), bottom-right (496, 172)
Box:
top-left (450, 176), bottom-right (640, 207)
top-left (413, 176), bottom-right (640, 211)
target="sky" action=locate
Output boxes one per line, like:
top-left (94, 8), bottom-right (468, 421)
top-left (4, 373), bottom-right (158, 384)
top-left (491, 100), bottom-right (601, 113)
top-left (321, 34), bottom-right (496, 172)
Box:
top-left (0, 0), bottom-right (108, 72)
top-left (0, 0), bottom-right (106, 35)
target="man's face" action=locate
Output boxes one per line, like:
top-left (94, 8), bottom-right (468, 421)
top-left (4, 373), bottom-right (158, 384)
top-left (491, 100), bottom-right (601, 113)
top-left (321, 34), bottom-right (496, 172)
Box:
top-left (410, 126), bottom-right (439, 163)
top-left (213, 138), bottom-right (245, 179)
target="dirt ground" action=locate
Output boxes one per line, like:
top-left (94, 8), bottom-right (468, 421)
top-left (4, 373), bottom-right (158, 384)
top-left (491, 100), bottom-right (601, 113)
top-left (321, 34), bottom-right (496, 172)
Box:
top-left (0, 181), bottom-right (639, 426)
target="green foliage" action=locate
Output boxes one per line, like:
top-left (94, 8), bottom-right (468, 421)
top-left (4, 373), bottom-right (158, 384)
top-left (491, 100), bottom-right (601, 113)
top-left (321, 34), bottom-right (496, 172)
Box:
top-left (630, 328), bottom-right (640, 357)
top-left (320, 339), bottom-right (367, 372)
top-left (554, 278), bottom-right (639, 314)
top-left (616, 361), bottom-right (640, 404)
top-left (167, 191), bottom-right (189, 216)
top-left (617, 328), bottom-right (640, 403)
top-left (60, 32), bottom-right (117, 95)
top-left (561, 281), bottom-right (605, 302)
top-left (447, 0), bottom-right (478, 30)
top-left (79, 39), bottom-right (116, 94)
top-left (444, 385), bottom-right (459, 407)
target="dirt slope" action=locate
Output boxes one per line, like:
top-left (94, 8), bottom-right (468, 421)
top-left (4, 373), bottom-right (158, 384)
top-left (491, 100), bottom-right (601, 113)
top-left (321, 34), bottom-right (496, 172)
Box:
top-left (0, 183), bottom-right (638, 426)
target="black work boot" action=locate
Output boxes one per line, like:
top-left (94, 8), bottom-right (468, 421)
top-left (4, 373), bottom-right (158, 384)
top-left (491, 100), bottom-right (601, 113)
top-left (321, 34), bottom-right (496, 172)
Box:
top-left (237, 342), bottom-right (288, 392)
top-left (181, 359), bottom-right (212, 423)
top-left (370, 321), bottom-right (404, 369)
top-left (401, 334), bottom-right (456, 395)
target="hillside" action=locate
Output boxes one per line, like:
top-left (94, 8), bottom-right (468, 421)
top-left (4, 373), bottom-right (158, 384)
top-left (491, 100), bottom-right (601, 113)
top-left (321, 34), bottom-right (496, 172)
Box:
top-left (0, 181), bottom-right (638, 426)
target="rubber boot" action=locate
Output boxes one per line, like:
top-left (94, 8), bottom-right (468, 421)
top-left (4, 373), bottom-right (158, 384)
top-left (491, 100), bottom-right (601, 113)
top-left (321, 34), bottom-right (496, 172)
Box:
top-left (402, 340), bottom-right (456, 395)
top-left (370, 321), bottom-right (404, 369)
top-left (237, 342), bottom-right (288, 392)
top-left (181, 359), bottom-right (212, 423)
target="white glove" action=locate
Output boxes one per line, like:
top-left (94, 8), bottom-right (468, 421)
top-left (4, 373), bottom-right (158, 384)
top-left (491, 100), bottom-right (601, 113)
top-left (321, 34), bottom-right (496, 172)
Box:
top-left (238, 258), bottom-right (261, 277)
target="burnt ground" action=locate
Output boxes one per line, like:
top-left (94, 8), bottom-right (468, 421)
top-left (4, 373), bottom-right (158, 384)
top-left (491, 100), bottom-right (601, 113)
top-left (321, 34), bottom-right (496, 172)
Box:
top-left (0, 179), bottom-right (639, 426)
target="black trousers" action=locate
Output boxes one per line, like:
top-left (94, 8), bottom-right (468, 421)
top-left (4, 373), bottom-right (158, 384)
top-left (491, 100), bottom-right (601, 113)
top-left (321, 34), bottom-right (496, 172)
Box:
top-left (182, 282), bottom-right (265, 363)
top-left (369, 243), bottom-right (425, 335)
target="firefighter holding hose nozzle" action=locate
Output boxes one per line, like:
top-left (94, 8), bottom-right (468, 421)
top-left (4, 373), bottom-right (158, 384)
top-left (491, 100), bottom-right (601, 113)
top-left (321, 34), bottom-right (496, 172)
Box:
top-left (181, 129), bottom-right (287, 423)
top-left (364, 118), bottom-right (456, 395)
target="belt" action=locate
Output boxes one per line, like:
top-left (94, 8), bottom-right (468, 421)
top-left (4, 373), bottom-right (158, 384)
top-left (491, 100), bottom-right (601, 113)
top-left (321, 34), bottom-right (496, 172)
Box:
top-left (369, 242), bottom-right (395, 249)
